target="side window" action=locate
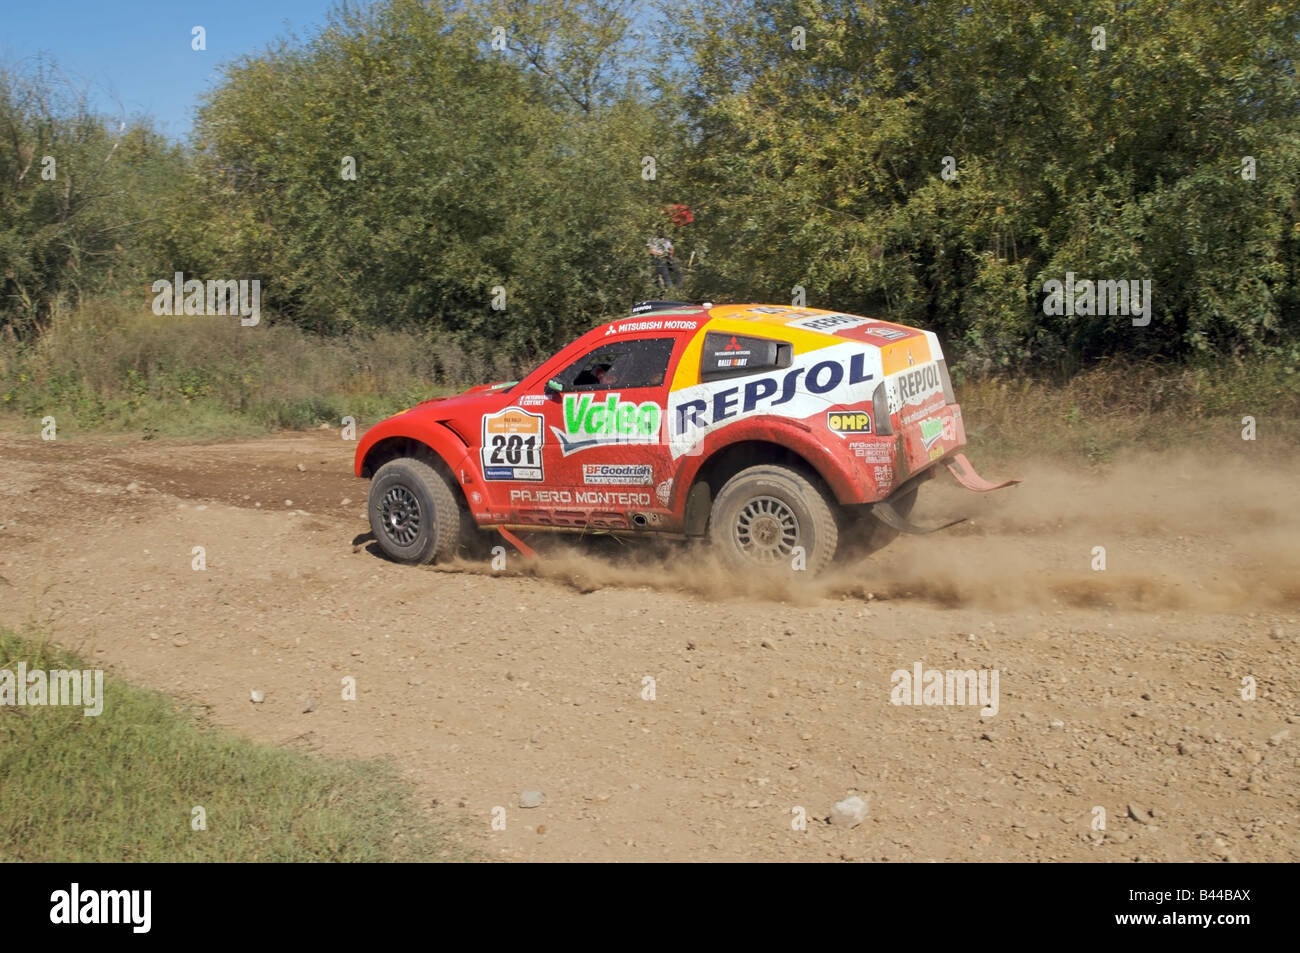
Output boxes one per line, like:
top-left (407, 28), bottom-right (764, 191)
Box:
top-left (699, 332), bottom-right (792, 381)
top-left (558, 337), bottom-right (676, 391)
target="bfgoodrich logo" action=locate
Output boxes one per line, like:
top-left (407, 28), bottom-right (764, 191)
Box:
top-left (50, 884), bottom-right (151, 933)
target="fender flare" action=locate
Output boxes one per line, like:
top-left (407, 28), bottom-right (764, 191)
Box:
top-left (671, 419), bottom-right (870, 510)
top-left (354, 417), bottom-right (484, 514)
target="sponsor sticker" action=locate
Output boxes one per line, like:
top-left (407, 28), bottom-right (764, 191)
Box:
top-left (553, 392), bottom-right (662, 456)
top-left (509, 488), bottom-right (652, 507)
top-left (919, 413), bottom-right (957, 450)
top-left (900, 395), bottom-right (946, 427)
top-left (655, 478), bottom-right (673, 505)
top-left (604, 318), bottom-right (698, 335)
top-left (517, 394), bottom-right (548, 407)
top-left (711, 336), bottom-right (752, 369)
top-left (848, 440), bottom-right (893, 463)
top-left (583, 463), bottom-right (653, 486)
top-left (873, 464), bottom-right (894, 488)
top-left (864, 326), bottom-right (909, 340)
top-left (826, 410), bottom-right (872, 435)
top-left (788, 313), bottom-right (872, 335)
top-left (481, 408), bottom-right (544, 481)
top-left (669, 343), bottom-right (877, 456)
top-left (887, 361), bottom-right (944, 413)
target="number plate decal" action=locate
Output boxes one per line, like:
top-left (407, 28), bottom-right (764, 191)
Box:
top-left (480, 408), bottom-right (545, 481)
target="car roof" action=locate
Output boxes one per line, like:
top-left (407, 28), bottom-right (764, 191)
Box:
top-left (559, 303), bottom-right (941, 391)
top-left (624, 302), bottom-right (887, 323)
top-left (616, 303), bottom-right (921, 333)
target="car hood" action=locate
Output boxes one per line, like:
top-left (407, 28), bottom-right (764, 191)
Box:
top-left (406, 380), bottom-right (515, 416)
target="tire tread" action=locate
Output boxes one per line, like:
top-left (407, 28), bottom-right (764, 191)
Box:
top-left (708, 464), bottom-right (838, 575)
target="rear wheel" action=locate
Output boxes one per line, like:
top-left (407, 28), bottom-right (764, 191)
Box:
top-left (708, 465), bottom-right (838, 575)
top-left (840, 485), bottom-right (919, 556)
top-left (368, 457), bottom-right (462, 564)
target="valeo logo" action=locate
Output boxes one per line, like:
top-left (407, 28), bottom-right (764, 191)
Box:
top-left (919, 414), bottom-right (953, 449)
top-left (553, 392), bottom-right (661, 455)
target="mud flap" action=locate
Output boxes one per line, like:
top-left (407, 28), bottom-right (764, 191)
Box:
top-left (497, 527), bottom-right (537, 560)
top-left (871, 499), bottom-right (966, 535)
top-left (944, 452), bottom-right (1021, 492)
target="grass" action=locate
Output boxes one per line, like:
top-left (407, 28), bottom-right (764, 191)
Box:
top-left (0, 630), bottom-right (467, 862)
top-left (956, 357), bottom-right (1300, 464)
top-left (0, 296), bottom-right (489, 438)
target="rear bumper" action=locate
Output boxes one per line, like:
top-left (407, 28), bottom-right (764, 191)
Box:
top-left (845, 402), bottom-right (1019, 505)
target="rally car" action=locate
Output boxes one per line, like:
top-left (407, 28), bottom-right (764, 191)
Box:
top-left (354, 302), bottom-right (1017, 574)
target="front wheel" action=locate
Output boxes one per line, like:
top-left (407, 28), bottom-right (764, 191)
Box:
top-left (708, 465), bottom-right (838, 575)
top-left (368, 457), bottom-right (463, 564)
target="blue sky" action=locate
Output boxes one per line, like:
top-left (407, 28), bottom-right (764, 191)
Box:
top-left (1, 1), bottom-right (341, 141)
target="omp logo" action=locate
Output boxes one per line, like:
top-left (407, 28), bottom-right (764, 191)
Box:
top-left (670, 344), bottom-right (877, 455)
top-left (827, 411), bottom-right (872, 434)
top-left (553, 393), bottom-right (661, 455)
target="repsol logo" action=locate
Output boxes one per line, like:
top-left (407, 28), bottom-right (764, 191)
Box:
top-left (789, 313), bottom-right (870, 334)
top-left (675, 353), bottom-right (873, 435)
top-left (894, 363), bottom-right (942, 406)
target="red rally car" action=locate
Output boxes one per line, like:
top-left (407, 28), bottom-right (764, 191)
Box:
top-left (354, 302), bottom-right (1017, 574)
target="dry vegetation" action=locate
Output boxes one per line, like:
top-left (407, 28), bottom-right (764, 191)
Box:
top-left (3, 298), bottom-right (1296, 463)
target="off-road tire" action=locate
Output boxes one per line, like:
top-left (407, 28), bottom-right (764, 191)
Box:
top-left (368, 457), bottom-right (462, 564)
top-left (840, 485), bottom-right (919, 557)
top-left (708, 465), bottom-right (838, 575)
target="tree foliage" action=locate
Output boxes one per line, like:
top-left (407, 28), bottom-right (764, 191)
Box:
top-left (2, 0), bottom-right (1298, 375)
top-left (192, 0), bottom-right (675, 356)
top-left (0, 61), bottom-right (190, 336)
top-left (666, 0), bottom-right (1300, 371)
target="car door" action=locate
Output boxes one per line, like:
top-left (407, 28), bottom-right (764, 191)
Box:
top-left (519, 335), bottom-right (679, 527)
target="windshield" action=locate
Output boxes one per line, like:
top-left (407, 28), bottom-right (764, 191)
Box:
top-left (504, 316), bottom-right (637, 393)
top-left (498, 360), bottom-right (546, 394)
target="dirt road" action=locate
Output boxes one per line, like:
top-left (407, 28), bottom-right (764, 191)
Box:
top-left (1, 430), bottom-right (1296, 861)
